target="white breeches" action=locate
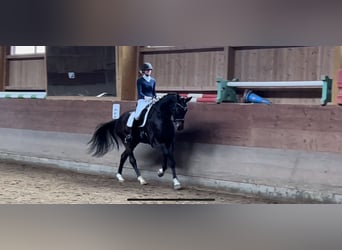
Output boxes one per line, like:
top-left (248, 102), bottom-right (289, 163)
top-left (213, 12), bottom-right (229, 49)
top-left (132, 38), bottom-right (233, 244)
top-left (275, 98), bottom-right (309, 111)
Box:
top-left (127, 99), bottom-right (152, 127)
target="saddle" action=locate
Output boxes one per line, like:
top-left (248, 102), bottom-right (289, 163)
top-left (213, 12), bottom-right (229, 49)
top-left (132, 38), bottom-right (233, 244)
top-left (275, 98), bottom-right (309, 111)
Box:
top-left (127, 102), bottom-right (154, 128)
top-left (126, 104), bottom-right (153, 142)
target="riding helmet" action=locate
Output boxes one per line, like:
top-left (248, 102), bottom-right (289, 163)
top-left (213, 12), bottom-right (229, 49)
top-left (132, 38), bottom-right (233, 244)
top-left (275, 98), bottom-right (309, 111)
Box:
top-left (141, 62), bottom-right (153, 71)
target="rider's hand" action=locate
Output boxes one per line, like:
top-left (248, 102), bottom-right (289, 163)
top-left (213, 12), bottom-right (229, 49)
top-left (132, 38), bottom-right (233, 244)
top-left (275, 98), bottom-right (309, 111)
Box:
top-left (144, 96), bottom-right (152, 101)
top-left (152, 96), bottom-right (159, 103)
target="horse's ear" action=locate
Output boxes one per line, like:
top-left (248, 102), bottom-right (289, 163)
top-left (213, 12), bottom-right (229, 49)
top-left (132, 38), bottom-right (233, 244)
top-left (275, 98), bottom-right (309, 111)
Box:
top-left (185, 96), bottom-right (192, 103)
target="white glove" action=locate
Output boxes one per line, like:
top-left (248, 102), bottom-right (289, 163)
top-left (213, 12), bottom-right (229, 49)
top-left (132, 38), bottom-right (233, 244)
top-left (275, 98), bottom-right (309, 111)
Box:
top-left (144, 96), bottom-right (152, 101)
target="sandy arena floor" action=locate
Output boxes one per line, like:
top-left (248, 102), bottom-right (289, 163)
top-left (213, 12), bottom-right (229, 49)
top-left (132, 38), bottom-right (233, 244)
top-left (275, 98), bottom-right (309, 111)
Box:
top-left (0, 160), bottom-right (290, 204)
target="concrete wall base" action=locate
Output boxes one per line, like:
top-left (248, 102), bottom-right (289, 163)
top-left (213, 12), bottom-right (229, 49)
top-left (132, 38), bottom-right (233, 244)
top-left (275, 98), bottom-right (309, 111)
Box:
top-left (1, 128), bottom-right (342, 203)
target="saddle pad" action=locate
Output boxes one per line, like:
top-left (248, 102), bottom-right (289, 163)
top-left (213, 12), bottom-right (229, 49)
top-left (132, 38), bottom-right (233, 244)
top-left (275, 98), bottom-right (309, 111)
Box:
top-left (127, 103), bottom-right (153, 128)
top-left (138, 104), bottom-right (153, 127)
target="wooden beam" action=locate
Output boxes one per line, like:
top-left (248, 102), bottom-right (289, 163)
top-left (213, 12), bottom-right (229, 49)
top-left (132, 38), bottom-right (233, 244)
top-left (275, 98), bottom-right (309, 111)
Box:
top-left (138, 47), bottom-right (144, 73)
top-left (224, 46), bottom-right (235, 80)
top-left (139, 46), bottom-right (224, 54)
top-left (0, 46), bottom-right (5, 91)
top-left (0, 46), bottom-right (10, 91)
top-left (332, 46), bottom-right (342, 105)
top-left (116, 46), bottom-right (139, 101)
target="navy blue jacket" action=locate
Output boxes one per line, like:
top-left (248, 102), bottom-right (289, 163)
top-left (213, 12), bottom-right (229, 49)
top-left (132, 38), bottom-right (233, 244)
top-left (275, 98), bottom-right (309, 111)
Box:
top-left (137, 76), bottom-right (156, 99)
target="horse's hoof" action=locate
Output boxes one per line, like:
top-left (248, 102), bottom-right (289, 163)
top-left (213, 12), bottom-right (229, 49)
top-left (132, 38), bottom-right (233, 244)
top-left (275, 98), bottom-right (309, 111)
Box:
top-left (157, 169), bottom-right (164, 177)
top-left (138, 176), bottom-right (148, 185)
top-left (173, 178), bottom-right (181, 190)
top-left (174, 184), bottom-right (182, 190)
top-left (116, 173), bottom-right (125, 183)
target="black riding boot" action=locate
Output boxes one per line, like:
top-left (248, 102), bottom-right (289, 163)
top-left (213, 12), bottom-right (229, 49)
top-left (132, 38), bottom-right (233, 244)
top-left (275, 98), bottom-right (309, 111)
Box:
top-left (125, 127), bottom-right (133, 143)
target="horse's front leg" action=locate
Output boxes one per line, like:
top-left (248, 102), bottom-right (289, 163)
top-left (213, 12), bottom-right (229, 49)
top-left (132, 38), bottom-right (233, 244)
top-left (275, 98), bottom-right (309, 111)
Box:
top-left (168, 153), bottom-right (181, 190)
top-left (158, 143), bottom-right (181, 190)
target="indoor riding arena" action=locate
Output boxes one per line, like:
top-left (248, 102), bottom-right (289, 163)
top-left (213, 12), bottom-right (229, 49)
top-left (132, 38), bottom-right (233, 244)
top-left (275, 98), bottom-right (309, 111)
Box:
top-left (1, 46), bottom-right (342, 204)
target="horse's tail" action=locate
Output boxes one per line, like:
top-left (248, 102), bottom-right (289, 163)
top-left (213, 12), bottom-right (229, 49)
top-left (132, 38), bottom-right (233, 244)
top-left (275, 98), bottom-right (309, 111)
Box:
top-left (87, 119), bottom-right (120, 157)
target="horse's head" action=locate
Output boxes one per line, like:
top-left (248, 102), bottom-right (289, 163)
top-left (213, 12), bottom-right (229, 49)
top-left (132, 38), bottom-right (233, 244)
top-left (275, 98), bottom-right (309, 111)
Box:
top-left (173, 95), bottom-right (192, 131)
top-left (154, 93), bottom-right (191, 131)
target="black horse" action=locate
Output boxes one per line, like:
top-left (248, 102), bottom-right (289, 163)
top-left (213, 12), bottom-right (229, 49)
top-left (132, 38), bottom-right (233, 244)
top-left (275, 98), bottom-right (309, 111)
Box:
top-left (87, 93), bottom-right (192, 190)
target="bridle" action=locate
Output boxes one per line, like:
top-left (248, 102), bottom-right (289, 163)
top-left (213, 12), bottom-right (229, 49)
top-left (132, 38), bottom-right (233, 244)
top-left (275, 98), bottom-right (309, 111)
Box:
top-left (172, 102), bottom-right (188, 123)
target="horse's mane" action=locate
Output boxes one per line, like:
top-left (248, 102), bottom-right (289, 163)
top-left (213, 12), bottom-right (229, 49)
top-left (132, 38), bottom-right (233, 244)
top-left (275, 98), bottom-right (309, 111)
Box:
top-left (135, 93), bottom-right (177, 147)
top-left (148, 94), bottom-right (177, 119)
top-left (154, 93), bottom-right (177, 107)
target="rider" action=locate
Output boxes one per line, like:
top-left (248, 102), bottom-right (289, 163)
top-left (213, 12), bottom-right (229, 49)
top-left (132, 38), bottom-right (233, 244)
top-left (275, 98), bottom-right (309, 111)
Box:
top-left (125, 62), bottom-right (157, 143)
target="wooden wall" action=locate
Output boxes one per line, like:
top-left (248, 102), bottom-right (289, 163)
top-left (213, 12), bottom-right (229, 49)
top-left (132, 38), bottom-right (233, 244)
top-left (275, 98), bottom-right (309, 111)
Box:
top-left (1, 98), bottom-right (342, 154)
top-left (0, 46), bottom-right (340, 103)
top-left (181, 103), bottom-right (342, 153)
top-left (140, 46), bottom-right (336, 91)
top-left (234, 46), bottom-right (335, 81)
top-left (140, 47), bottom-right (226, 91)
top-left (8, 57), bottom-right (46, 90)
top-left (138, 46), bottom-right (338, 104)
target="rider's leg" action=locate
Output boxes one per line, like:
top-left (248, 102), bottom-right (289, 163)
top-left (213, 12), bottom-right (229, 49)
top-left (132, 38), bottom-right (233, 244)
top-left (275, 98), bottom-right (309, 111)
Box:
top-left (125, 113), bottom-right (135, 143)
top-left (125, 99), bottom-right (150, 143)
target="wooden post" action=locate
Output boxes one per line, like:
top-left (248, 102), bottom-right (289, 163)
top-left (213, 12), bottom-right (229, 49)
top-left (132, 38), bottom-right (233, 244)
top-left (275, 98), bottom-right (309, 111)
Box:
top-left (224, 46), bottom-right (235, 80)
top-left (0, 46), bottom-right (6, 91)
top-left (116, 46), bottom-right (139, 101)
top-left (332, 46), bottom-right (342, 104)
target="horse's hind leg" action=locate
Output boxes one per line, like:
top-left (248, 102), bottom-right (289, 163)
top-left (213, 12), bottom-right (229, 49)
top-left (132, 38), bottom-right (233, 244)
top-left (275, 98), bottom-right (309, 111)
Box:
top-left (128, 151), bottom-right (147, 185)
top-left (116, 150), bottom-right (129, 182)
top-left (116, 145), bottom-right (147, 185)
top-left (158, 145), bottom-right (169, 177)
top-left (121, 143), bottom-right (147, 185)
